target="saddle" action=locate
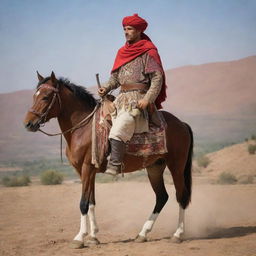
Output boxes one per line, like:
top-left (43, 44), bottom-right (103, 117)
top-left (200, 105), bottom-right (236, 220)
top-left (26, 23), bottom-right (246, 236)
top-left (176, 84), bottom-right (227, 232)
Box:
top-left (91, 96), bottom-right (167, 168)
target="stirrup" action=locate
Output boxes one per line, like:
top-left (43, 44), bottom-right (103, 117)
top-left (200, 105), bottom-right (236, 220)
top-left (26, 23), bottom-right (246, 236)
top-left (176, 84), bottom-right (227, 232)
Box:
top-left (105, 169), bottom-right (118, 176)
top-left (105, 165), bottom-right (120, 177)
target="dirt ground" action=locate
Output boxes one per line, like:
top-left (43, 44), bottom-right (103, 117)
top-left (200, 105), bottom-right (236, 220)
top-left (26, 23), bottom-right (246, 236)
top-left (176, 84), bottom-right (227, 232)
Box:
top-left (0, 181), bottom-right (255, 256)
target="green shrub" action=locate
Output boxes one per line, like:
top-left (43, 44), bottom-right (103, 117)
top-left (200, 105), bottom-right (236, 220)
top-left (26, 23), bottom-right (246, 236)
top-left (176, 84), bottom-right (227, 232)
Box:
top-left (1, 175), bottom-right (31, 187)
top-left (238, 175), bottom-right (254, 184)
top-left (248, 144), bottom-right (256, 154)
top-left (197, 155), bottom-right (211, 168)
top-left (218, 172), bottom-right (237, 185)
top-left (251, 134), bottom-right (256, 140)
top-left (40, 170), bottom-right (63, 185)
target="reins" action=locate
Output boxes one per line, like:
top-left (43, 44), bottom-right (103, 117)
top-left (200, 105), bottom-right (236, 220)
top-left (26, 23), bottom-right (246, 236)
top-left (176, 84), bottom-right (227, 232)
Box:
top-left (30, 82), bottom-right (100, 163)
top-left (38, 103), bottom-right (99, 137)
top-left (39, 103), bottom-right (99, 163)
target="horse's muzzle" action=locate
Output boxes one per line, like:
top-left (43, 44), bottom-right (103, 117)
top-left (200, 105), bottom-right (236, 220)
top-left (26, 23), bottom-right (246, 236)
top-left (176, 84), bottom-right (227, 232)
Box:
top-left (24, 120), bottom-right (40, 132)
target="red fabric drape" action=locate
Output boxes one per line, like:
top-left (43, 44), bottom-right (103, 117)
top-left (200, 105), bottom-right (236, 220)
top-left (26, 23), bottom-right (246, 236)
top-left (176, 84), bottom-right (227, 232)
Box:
top-left (111, 34), bottom-right (167, 109)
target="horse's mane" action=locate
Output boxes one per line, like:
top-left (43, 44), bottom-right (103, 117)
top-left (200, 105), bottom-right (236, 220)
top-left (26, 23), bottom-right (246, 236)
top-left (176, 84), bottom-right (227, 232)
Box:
top-left (37, 77), bottom-right (98, 108)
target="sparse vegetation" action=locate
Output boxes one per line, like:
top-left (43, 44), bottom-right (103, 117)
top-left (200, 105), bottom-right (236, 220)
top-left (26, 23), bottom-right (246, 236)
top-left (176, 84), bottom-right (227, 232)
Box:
top-left (238, 175), bottom-right (254, 184)
top-left (248, 144), bottom-right (256, 154)
top-left (40, 170), bottom-right (63, 185)
top-left (251, 134), bottom-right (256, 140)
top-left (0, 159), bottom-right (76, 181)
top-left (1, 175), bottom-right (31, 187)
top-left (218, 172), bottom-right (237, 185)
top-left (192, 165), bottom-right (201, 174)
top-left (197, 155), bottom-right (211, 168)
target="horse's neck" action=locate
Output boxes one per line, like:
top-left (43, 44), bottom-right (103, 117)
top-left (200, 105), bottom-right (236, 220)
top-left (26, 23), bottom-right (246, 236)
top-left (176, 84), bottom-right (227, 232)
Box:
top-left (57, 89), bottom-right (93, 145)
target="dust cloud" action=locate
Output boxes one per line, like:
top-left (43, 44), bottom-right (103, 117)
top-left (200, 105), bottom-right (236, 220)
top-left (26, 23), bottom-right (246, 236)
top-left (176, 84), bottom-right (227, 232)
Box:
top-left (94, 182), bottom-right (256, 241)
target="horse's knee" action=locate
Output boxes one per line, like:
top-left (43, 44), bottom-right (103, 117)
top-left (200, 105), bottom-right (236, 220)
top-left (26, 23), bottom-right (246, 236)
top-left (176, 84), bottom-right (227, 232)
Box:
top-left (80, 197), bottom-right (89, 215)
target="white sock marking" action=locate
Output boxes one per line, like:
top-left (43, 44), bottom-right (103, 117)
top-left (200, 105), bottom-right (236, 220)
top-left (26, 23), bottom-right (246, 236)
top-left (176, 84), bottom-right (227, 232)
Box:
top-left (173, 207), bottom-right (185, 238)
top-left (139, 213), bottom-right (159, 237)
top-left (73, 214), bottom-right (88, 242)
top-left (88, 204), bottom-right (99, 237)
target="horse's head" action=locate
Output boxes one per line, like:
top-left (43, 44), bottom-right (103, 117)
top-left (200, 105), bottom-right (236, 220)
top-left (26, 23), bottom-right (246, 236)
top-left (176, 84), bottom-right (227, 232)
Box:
top-left (23, 71), bottom-right (62, 132)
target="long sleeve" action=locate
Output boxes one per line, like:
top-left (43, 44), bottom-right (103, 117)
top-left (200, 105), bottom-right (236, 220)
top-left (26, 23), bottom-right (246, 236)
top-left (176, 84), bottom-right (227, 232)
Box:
top-left (143, 71), bottom-right (163, 103)
top-left (103, 71), bottom-right (120, 93)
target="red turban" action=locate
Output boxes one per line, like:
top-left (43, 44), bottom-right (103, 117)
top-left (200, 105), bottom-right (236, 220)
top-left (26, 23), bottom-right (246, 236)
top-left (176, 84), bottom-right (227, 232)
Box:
top-left (122, 14), bottom-right (148, 32)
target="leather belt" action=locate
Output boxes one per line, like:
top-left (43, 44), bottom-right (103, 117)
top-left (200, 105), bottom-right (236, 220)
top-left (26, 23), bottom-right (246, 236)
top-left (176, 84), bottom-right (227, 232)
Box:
top-left (120, 83), bottom-right (148, 92)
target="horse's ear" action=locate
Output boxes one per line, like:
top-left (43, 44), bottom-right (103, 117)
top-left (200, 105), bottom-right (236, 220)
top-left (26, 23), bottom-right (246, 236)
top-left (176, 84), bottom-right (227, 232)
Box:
top-left (50, 71), bottom-right (57, 85)
top-left (37, 71), bottom-right (44, 82)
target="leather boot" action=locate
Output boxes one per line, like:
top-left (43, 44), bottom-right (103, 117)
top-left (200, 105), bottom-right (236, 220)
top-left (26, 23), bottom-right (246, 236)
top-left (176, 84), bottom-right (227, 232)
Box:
top-left (105, 139), bottom-right (126, 176)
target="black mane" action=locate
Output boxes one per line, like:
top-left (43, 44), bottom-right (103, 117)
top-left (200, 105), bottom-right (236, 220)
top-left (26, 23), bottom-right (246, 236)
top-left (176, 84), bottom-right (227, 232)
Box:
top-left (37, 77), bottom-right (98, 108)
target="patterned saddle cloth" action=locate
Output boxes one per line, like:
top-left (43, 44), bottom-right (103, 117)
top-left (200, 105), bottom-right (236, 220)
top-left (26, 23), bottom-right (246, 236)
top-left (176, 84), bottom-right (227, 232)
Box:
top-left (91, 98), bottom-right (167, 168)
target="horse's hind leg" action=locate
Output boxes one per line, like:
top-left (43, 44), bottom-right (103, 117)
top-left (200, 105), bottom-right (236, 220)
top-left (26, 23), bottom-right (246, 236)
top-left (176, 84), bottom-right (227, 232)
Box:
top-left (135, 160), bottom-right (168, 242)
top-left (171, 206), bottom-right (185, 243)
top-left (166, 134), bottom-right (192, 243)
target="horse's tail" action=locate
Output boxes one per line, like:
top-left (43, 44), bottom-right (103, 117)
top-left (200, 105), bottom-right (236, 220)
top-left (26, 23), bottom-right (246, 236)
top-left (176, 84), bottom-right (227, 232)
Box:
top-left (180, 123), bottom-right (193, 209)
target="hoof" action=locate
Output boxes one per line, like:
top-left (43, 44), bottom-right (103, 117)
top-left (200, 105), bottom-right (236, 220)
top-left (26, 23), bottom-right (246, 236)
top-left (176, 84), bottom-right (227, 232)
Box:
top-left (69, 240), bottom-right (84, 249)
top-left (135, 235), bottom-right (147, 243)
top-left (171, 236), bottom-right (183, 244)
top-left (84, 236), bottom-right (100, 247)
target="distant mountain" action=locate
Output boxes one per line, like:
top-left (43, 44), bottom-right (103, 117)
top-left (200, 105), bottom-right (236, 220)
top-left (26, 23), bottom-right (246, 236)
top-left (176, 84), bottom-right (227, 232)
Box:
top-left (0, 90), bottom-right (60, 161)
top-left (164, 56), bottom-right (256, 151)
top-left (0, 56), bottom-right (255, 162)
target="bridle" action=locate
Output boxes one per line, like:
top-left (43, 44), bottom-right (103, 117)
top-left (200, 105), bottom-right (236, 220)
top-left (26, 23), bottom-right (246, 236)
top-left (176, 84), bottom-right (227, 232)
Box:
top-left (29, 83), bottom-right (62, 126)
top-left (29, 82), bottom-right (99, 135)
top-left (28, 81), bottom-right (99, 162)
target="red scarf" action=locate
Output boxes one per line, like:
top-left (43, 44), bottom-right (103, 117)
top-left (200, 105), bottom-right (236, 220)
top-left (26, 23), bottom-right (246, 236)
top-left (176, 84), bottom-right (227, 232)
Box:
top-left (111, 35), bottom-right (167, 109)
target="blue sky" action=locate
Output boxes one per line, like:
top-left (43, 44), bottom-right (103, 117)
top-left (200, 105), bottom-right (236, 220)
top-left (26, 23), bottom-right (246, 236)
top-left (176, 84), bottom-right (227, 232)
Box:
top-left (0, 0), bottom-right (256, 93)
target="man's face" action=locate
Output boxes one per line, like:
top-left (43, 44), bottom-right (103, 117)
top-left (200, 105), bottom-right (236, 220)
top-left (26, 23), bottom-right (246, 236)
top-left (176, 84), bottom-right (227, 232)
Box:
top-left (123, 26), bottom-right (141, 43)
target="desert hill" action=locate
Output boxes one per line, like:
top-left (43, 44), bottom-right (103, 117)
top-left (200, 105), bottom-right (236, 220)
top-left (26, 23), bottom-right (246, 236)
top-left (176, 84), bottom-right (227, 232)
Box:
top-left (0, 90), bottom-right (60, 161)
top-left (165, 56), bottom-right (256, 116)
top-left (0, 56), bottom-right (256, 161)
top-left (195, 139), bottom-right (256, 182)
top-left (164, 56), bottom-right (256, 152)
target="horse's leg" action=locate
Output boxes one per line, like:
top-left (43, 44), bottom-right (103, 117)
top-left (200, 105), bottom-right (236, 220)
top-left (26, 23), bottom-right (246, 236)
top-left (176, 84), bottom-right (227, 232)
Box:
top-left (166, 158), bottom-right (188, 243)
top-left (88, 204), bottom-right (99, 238)
top-left (85, 182), bottom-right (100, 246)
top-left (71, 214), bottom-right (88, 248)
top-left (171, 206), bottom-right (185, 243)
top-left (135, 160), bottom-right (168, 242)
top-left (167, 124), bottom-right (193, 243)
top-left (71, 163), bottom-right (98, 248)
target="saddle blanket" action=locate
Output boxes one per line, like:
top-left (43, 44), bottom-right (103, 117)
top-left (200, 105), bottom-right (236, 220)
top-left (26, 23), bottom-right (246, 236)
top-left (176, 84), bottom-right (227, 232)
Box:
top-left (91, 105), bottom-right (167, 168)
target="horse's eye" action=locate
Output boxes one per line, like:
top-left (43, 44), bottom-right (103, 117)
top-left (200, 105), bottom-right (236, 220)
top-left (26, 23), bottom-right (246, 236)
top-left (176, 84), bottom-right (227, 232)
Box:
top-left (42, 96), bottom-right (49, 101)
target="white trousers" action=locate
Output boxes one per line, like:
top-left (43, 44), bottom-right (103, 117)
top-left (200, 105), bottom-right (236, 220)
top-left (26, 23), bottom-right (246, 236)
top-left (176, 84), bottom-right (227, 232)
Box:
top-left (109, 110), bottom-right (136, 143)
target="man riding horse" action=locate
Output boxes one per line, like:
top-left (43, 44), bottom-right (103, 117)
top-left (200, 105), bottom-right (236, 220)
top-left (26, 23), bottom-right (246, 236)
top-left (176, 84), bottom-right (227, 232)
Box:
top-left (98, 14), bottom-right (167, 176)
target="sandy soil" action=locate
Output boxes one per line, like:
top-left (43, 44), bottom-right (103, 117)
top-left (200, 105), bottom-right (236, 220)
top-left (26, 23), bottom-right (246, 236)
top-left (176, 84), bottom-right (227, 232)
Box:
top-left (0, 181), bottom-right (255, 256)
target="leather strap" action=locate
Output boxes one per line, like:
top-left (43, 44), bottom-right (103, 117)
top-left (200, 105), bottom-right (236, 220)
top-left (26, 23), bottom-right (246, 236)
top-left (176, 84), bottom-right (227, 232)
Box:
top-left (120, 83), bottom-right (148, 92)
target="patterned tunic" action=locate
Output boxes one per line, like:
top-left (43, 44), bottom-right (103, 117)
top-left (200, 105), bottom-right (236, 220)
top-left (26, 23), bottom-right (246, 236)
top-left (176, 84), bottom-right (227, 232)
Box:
top-left (103, 52), bottom-right (163, 133)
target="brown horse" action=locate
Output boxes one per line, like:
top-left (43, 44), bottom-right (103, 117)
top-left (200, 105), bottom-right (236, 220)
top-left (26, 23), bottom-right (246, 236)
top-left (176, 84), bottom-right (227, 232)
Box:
top-left (24, 72), bottom-right (193, 248)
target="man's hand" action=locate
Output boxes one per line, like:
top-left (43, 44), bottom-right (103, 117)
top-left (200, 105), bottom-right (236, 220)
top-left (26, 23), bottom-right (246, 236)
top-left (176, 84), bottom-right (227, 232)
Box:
top-left (98, 88), bottom-right (107, 97)
top-left (138, 99), bottom-right (149, 110)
